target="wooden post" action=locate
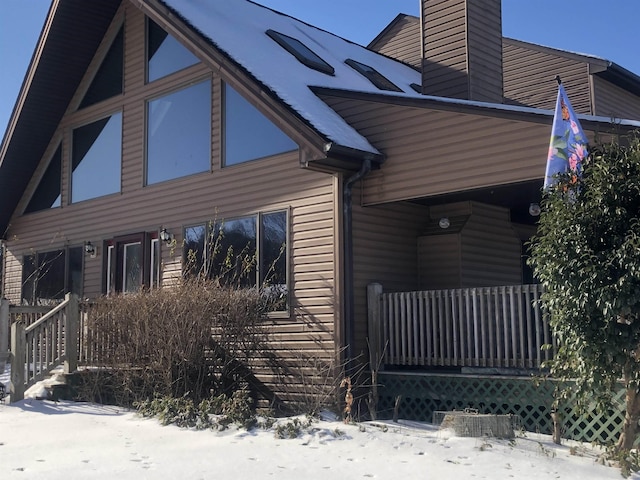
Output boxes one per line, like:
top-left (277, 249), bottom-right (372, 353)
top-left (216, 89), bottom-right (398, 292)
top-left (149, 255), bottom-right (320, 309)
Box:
top-left (367, 283), bottom-right (383, 369)
top-left (10, 320), bottom-right (26, 402)
top-left (0, 298), bottom-right (8, 371)
top-left (367, 283), bottom-right (383, 421)
top-left (64, 293), bottom-right (79, 375)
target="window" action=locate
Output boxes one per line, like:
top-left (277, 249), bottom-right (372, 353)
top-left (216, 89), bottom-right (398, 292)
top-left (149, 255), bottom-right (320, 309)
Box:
top-left (71, 112), bottom-right (122, 202)
top-left (25, 144), bottom-right (62, 213)
top-left (345, 59), bottom-right (402, 92)
top-left (224, 83), bottom-right (297, 166)
top-left (265, 29), bottom-right (334, 75)
top-left (104, 233), bottom-right (158, 294)
top-left (147, 18), bottom-right (199, 83)
top-left (183, 210), bottom-right (288, 311)
top-left (79, 26), bottom-right (124, 109)
top-left (21, 247), bottom-right (83, 305)
top-left (146, 80), bottom-right (211, 184)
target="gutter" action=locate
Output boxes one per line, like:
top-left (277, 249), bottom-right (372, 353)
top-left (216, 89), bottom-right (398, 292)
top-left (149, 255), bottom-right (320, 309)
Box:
top-left (342, 158), bottom-right (372, 369)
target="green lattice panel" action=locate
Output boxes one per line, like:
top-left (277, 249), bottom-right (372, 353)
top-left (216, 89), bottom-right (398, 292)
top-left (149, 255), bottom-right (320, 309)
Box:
top-left (377, 372), bottom-right (627, 444)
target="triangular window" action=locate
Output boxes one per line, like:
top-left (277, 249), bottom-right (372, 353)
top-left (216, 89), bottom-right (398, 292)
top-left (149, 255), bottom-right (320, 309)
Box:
top-left (223, 83), bottom-right (297, 166)
top-left (79, 26), bottom-right (124, 109)
top-left (25, 145), bottom-right (62, 213)
top-left (147, 18), bottom-right (199, 82)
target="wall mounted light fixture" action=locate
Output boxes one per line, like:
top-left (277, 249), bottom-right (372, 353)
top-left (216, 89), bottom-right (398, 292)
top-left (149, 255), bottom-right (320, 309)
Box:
top-left (159, 228), bottom-right (174, 244)
top-left (84, 241), bottom-right (97, 257)
top-left (438, 217), bottom-right (450, 229)
top-left (528, 203), bottom-right (541, 217)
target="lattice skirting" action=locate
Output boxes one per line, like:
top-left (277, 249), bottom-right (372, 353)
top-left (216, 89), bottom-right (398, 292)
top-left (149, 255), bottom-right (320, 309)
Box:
top-left (377, 372), bottom-right (626, 444)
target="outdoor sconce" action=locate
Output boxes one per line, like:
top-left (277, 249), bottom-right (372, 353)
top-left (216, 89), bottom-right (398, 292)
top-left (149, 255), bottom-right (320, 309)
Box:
top-left (438, 217), bottom-right (450, 229)
top-left (84, 241), bottom-right (97, 258)
top-left (528, 203), bottom-right (541, 217)
top-left (159, 228), bottom-right (174, 245)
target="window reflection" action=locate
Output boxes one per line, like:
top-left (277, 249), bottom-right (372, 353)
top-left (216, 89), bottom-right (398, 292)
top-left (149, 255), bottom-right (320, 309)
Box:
top-left (25, 145), bottom-right (62, 213)
top-left (147, 18), bottom-right (199, 82)
top-left (224, 83), bottom-right (297, 166)
top-left (146, 80), bottom-right (211, 184)
top-left (72, 113), bottom-right (122, 203)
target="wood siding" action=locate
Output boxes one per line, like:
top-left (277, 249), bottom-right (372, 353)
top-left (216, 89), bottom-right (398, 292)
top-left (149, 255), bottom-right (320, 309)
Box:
top-left (503, 39), bottom-right (592, 113)
top-left (368, 15), bottom-right (422, 70)
top-left (592, 75), bottom-right (640, 120)
top-left (320, 95), bottom-right (553, 206)
top-left (459, 202), bottom-right (521, 287)
top-left (3, 2), bottom-right (340, 407)
top-left (422, 0), bottom-right (503, 102)
top-left (351, 197), bottom-right (428, 358)
top-left (417, 202), bottom-right (521, 289)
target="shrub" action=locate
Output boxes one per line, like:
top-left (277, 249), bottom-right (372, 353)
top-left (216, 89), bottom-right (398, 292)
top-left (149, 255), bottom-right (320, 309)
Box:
top-left (81, 276), bottom-right (274, 406)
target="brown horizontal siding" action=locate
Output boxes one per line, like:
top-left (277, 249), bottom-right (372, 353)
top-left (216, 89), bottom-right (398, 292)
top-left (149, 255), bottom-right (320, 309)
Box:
top-left (352, 198), bottom-right (427, 357)
top-left (503, 41), bottom-right (591, 112)
top-left (460, 203), bottom-right (521, 287)
top-left (319, 95), bottom-right (563, 205)
top-left (592, 76), bottom-right (640, 120)
top-left (369, 16), bottom-right (421, 69)
top-left (466, 0), bottom-right (502, 102)
top-left (418, 234), bottom-right (461, 289)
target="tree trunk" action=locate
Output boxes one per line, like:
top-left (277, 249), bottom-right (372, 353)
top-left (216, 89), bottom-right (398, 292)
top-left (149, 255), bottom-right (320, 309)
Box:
top-left (617, 362), bottom-right (640, 451)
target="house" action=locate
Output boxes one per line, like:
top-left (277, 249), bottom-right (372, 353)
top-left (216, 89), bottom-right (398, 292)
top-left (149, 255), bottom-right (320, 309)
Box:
top-left (1, 0), bottom-right (640, 421)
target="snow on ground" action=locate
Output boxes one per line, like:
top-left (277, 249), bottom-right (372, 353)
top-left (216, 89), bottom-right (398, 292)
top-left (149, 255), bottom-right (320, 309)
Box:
top-left (0, 364), bottom-right (637, 479)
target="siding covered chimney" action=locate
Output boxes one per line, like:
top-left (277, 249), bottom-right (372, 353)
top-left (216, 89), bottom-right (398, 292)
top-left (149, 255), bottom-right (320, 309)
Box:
top-left (421, 0), bottom-right (503, 103)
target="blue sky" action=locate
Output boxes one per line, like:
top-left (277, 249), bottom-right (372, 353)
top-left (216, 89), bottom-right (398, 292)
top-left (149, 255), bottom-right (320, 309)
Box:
top-left (1, 0), bottom-right (638, 136)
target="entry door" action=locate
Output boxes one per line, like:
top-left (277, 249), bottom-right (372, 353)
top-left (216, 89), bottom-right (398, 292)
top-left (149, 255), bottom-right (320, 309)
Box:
top-left (105, 233), bottom-right (152, 294)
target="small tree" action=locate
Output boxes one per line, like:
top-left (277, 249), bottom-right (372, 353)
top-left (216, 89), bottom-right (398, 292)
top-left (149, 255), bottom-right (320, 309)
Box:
top-left (529, 133), bottom-right (640, 452)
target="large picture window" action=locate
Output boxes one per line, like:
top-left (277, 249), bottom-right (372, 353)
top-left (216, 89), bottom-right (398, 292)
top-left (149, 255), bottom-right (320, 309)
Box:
top-left (146, 80), bottom-right (211, 185)
top-left (183, 210), bottom-right (288, 311)
top-left (147, 18), bottom-right (199, 83)
top-left (71, 113), bottom-right (122, 203)
top-left (223, 83), bottom-right (297, 166)
top-left (22, 247), bottom-right (83, 305)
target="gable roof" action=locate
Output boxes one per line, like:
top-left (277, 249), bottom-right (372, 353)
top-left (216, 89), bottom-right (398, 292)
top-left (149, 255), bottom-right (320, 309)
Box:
top-left (0, 0), bottom-right (122, 237)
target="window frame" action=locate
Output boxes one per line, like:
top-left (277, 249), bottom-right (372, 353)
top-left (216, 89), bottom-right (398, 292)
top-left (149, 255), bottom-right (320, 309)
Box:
top-left (146, 17), bottom-right (200, 84)
top-left (222, 82), bottom-right (297, 167)
top-left (21, 246), bottom-right (84, 305)
top-left (70, 110), bottom-right (123, 204)
top-left (182, 209), bottom-right (290, 315)
top-left (144, 78), bottom-right (212, 185)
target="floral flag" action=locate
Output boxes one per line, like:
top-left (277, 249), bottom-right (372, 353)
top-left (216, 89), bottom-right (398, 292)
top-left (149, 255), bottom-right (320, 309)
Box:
top-left (544, 84), bottom-right (588, 190)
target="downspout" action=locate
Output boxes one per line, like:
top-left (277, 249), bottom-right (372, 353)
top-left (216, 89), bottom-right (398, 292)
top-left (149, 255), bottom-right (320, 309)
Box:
top-left (343, 158), bottom-right (372, 369)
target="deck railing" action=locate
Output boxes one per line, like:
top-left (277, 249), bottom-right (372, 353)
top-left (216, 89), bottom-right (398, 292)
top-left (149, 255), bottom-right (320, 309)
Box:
top-left (7, 294), bottom-right (79, 401)
top-left (368, 283), bottom-right (554, 370)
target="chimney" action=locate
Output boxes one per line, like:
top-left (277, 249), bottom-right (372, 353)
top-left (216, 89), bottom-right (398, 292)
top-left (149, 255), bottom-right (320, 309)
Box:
top-left (421, 0), bottom-right (503, 103)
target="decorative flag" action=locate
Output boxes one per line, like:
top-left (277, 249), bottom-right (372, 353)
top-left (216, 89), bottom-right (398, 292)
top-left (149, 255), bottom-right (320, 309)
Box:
top-left (544, 84), bottom-right (589, 190)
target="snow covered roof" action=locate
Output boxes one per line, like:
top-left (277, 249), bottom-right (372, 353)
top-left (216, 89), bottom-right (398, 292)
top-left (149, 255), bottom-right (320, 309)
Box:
top-left (160, 0), bottom-right (423, 156)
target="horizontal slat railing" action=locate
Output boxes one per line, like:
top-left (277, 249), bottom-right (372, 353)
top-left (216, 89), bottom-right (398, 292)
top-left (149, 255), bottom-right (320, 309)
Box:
top-left (370, 284), bottom-right (553, 369)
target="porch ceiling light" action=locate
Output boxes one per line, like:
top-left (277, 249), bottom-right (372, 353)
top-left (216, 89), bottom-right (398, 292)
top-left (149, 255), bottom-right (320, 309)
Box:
top-left (528, 203), bottom-right (541, 217)
top-left (438, 217), bottom-right (450, 229)
top-left (159, 227), bottom-right (174, 244)
top-left (84, 241), bottom-right (96, 257)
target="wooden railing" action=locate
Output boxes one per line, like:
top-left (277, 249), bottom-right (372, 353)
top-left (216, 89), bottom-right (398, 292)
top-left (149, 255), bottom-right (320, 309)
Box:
top-left (368, 283), bottom-right (554, 370)
top-left (8, 294), bottom-right (79, 401)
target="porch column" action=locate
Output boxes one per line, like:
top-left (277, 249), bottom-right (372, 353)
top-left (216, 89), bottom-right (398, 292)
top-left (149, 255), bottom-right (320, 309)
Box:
top-left (64, 293), bottom-right (79, 375)
top-left (367, 283), bottom-right (384, 369)
top-left (10, 320), bottom-right (26, 402)
top-left (0, 298), bottom-right (8, 372)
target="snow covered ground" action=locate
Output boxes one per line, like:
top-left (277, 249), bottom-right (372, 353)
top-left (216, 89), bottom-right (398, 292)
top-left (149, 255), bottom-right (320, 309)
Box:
top-left (0, 365), bottom-right (636, 479)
